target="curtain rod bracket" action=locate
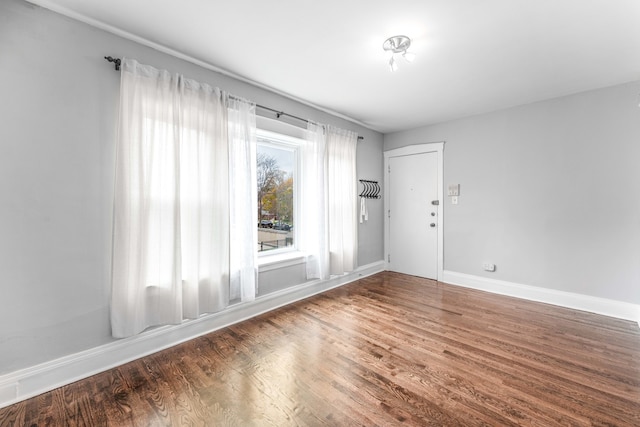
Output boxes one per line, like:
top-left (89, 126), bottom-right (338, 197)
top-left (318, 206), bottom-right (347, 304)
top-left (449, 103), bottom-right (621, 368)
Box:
top-left (104, 56), bottom-right (121, 71)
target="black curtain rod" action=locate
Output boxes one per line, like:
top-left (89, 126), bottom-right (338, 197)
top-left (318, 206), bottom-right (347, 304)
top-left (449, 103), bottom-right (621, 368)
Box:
top-left (256, 104), bottom-right (311, 125)
top-left (104, 56), bottom-right (363, 141)
top-left (254, 105), bottom-right (364, 141)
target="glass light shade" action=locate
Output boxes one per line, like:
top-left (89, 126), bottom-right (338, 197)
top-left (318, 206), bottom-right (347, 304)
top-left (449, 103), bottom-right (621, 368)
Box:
top-left (389, 56), bottom-right (398, 72)
top-left (403, 51), bottom-right (416, 63)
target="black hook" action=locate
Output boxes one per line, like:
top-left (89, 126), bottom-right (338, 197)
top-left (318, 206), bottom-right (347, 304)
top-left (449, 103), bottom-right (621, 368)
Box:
top-left (359, 179), bottom-right (380, 199)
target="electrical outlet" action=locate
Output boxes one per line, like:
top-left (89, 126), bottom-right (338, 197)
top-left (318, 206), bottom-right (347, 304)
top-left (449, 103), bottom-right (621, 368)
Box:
top-left (483, 263), bottom-right (496, 272)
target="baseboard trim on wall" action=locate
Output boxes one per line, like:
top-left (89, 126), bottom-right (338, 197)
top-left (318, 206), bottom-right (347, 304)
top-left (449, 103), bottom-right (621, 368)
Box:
top-left (0, 260), bottom-right (385, 409)
top-left (442, 270), bottom-right (640, 326)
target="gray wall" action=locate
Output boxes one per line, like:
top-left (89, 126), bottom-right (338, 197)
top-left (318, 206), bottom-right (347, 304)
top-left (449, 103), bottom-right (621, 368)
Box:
top-left (385, 81), bottom-right (640, 304)
top-left (0, 0), bottom-right (383, 375)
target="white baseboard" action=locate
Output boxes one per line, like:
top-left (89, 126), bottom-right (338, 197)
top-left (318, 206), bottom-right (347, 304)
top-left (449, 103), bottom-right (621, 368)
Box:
top-left (0, 260), bottom-right (385, 409)
top-left (442, 270), bottom-right (640, 325)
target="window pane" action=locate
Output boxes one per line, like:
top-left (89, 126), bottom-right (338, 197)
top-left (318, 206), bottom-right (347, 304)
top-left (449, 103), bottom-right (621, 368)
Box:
top-left (257, 141), bottom-right (294, 252)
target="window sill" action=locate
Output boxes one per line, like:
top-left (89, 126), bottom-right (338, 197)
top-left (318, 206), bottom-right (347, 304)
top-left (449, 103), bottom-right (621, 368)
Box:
top-left (258, 251), bottom-right (306, 272)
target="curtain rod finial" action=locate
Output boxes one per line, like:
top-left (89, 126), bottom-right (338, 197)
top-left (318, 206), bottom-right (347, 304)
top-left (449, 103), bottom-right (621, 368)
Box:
top-left (104, 56), bottom-right (121, 71)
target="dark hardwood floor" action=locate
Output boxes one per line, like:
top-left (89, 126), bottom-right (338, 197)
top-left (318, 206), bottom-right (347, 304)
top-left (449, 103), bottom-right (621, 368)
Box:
top-left (1, 271), bottom-right (639, 426)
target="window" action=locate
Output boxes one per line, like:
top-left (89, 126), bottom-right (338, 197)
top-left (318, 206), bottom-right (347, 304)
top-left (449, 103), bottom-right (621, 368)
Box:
top-left (256, 130), bottom-right (299, 254)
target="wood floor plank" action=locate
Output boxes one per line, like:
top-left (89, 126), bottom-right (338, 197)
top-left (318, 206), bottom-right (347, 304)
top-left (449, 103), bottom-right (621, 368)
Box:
top-left (1, 271), bottom-right (639, 426)
top-left (303, 294), bottom-right (566, 426)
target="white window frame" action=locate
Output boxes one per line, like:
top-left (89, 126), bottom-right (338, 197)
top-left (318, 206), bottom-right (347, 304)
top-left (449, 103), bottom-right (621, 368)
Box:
top-left (256, 129), bottom-right (302, 258)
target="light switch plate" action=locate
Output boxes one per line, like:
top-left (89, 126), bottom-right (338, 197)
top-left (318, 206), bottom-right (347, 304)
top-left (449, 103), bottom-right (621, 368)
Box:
top-left (448, 184), bottom-right (459, 196)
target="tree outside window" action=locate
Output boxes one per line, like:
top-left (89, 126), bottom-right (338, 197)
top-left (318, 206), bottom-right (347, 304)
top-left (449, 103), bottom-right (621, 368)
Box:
top-left (256, 137), bottom-right (296, 252)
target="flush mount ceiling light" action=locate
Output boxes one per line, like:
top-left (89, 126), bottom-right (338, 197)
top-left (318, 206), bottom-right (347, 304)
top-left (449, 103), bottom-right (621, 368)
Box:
top-left (383, 35), bottom-right (415, 72)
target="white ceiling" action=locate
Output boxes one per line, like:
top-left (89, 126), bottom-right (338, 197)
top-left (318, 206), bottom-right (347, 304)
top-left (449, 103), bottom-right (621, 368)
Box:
top-left (30, 0), bottom-right (640, 133)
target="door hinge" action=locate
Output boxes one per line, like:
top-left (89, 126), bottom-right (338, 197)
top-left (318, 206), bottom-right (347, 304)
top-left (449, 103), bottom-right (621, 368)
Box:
top-left (388, 254), bottom-right (391, 263)
top-left (388, 209), bottom-right (391, 218)
top-left (388, 164), bottom-right (391, 173)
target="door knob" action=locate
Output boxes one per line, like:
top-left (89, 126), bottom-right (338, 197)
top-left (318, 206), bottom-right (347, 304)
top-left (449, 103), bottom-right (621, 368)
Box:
top-left (430, 223), bottom-right (436, 227)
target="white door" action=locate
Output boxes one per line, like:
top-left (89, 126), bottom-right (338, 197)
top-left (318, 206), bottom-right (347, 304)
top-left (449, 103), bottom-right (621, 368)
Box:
top-left (388, 152), bottom-right (439, 279)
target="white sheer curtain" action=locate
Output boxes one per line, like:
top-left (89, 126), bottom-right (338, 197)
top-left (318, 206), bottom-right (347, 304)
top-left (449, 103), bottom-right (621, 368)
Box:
top-left (299, 122), bottom-right (329, 280)
top-left (326, 125), bottom-right (358, 275)
top-left (111, 60), bottom-right (183, 338)
top-left (179, 73), bottom-right (230, 319)
top-left (111, 59), bottom-right (256, 338)
top-left (299, 122), bottom-right (358, 279)
top-left (228, 97), bottom-right (258, 301)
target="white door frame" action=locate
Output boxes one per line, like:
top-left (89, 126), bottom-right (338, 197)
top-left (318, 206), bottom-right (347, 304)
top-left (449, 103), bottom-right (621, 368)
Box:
top-left (384, 142), bottom-right (445, 280)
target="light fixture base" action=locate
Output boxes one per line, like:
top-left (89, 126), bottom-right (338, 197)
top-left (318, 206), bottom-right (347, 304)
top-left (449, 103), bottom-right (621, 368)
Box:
top-left (383, 35), bottom-right (412, 54)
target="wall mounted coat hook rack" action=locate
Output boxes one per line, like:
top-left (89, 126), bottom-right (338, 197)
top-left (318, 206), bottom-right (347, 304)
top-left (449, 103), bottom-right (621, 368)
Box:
top-left (359, 179), bottom-right (381, 199)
